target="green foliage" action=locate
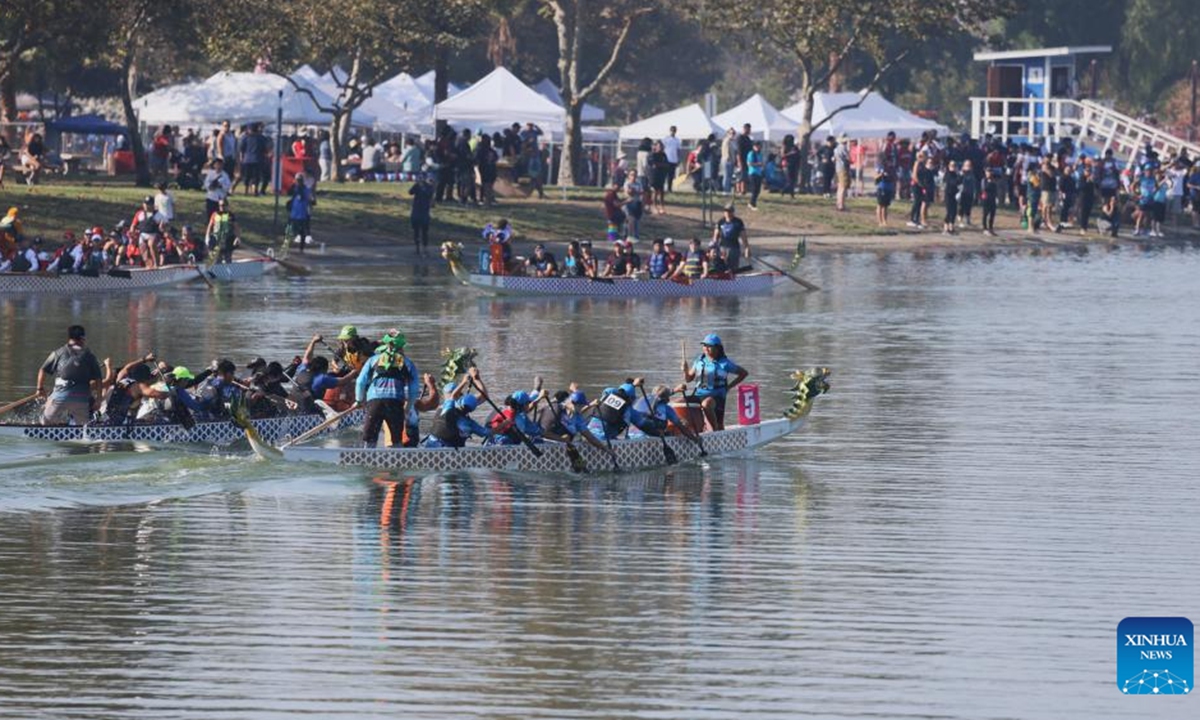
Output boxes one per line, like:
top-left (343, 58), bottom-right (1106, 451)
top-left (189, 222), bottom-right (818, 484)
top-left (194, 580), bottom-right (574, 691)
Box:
top-left (1120, 0), bottom-right (1200, 110)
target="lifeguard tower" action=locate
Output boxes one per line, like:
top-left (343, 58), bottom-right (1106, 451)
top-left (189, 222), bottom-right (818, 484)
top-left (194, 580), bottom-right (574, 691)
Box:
top-left (969, 46), bottom-right (1200, 159)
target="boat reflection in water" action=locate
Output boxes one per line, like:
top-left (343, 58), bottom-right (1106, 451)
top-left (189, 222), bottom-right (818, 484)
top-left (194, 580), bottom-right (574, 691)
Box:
top-left (358, 458), bottom-right (811, 586)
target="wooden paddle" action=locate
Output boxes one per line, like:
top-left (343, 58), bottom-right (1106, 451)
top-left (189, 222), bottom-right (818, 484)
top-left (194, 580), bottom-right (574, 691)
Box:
top-left (638, 385), bottom-right (678, 465)
top-left (468, 373), bottom-right (543, 457)
top-left (751, 254), bottom-right (820, 291)
top-left (0, 393), bottom-right (38, 417)
top-left (194, 265), bottom-right (216, 290)
top-left (279, 403), bottom-right (359, 449)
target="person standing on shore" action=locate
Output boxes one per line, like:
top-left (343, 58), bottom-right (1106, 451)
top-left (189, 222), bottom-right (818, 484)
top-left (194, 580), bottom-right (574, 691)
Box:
top-left (874, 167), bottom-right (893, 227)
top-left (781, 135), bottom-right (801, 199)
top-left (736, 124), bottom-right (753, 195)
top-left (834, 135), bottom-right (851, 211)
top-left (288, 173), bottom-right (315, 253)
top-left (980, 167), bottom-right (999, 236)
top-left (36, 325), bottom-right (102, 426)
top-left (661, 126), bottom-right (681, 193)
top-left (942, 161), bottom-right (960, 235)
top-left (1077, 164), bottom-right (1096, 235)
top-left (720, 128), bottom-right (736, 195)
top-left (745, 141), bottom-right (765, 211)
top-left (202, 158), bottom-right (232, 219)
top-left (958, 160), bottom-right (977, 227)
top-left (408, 177), bottom-right (434, 256)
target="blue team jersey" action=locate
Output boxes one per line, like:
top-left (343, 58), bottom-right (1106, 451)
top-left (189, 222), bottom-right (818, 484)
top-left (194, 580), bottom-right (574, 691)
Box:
top-left (691, 355), bottom-right (743, 398)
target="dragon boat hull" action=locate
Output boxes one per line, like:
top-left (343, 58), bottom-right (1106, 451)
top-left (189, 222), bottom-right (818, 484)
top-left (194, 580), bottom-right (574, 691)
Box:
top-left (281, 417), bottom-right (803, 474)
top-left (203, 258), bottom-right (278, 282)
top-left (463, 272), bottom-right (789, 297)
top-left (0, 409), bottom-right (365, 447)
top-left (0, 266), bottom-right (197, 294)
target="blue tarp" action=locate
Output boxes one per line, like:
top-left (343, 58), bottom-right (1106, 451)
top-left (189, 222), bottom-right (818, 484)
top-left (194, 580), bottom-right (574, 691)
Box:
top-left (46, 114), bottom-right (126, 135)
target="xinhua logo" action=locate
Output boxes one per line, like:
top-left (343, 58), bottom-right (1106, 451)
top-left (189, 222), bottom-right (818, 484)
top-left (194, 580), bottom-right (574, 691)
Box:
top-left (1118, 617), bottom-right (1193, 695)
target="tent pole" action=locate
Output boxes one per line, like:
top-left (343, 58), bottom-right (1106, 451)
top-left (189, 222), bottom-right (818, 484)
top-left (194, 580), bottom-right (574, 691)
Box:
top-left (272, 90), bottom-right (283, 232)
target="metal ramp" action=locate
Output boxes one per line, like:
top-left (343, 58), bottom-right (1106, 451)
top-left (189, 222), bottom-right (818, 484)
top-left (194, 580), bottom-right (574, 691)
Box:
top-left (970, 96), bottom-right (1200, 160)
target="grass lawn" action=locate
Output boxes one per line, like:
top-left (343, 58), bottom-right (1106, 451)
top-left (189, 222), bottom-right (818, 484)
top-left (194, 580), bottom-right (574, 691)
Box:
top-left (4, 175), bottom-right (902, 254)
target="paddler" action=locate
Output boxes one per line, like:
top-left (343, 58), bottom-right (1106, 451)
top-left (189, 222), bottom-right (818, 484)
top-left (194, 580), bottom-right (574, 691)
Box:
top-left (36, 325), bottom-right (103, 425)
top-left (354, 330), bottom-right (419, 448)
top-left (588, 380), bottom-right (663, 441)
top-left (682, 333), bottom-right (747, 431)
top-left (135, 364), bottom-right (203, 424)
top-left (196, 359), bottom-right (243, 419)
top-left (424, 367), bottom-right (491, 448)
top-left (487, 391), bottom-right (543, 445)
top-left (536, 389), bottom-right (614, 454)
top-left (99, 356), bottom-right (157, 425)
top-left (630, 384), bottom-right (703, 443)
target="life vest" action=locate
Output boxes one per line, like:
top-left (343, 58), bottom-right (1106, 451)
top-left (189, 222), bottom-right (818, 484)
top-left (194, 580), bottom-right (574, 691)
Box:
top-left (682, 251), bottom-right (703, 279)
top-left (136, 210), bottom-right (160, 236)
top-left (648, 251), bottom-right (669, 279)
top-left (212, 212), bottom-right (235, 243)
top-left (103, 378), bottom-right (138, 425)
top-left (489, 242), bottom-right (506, 275)
top-left (369, 349), bottom-right (411, 386)
top-left (431, 405), bottom-right (468, 447)
top-left (595, 391), bottom-right (629, 436)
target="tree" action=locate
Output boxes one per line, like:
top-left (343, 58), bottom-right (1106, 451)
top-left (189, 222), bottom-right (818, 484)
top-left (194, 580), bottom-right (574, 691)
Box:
top-left (541, 0), bottom-right (654, 186)
top-left (0, 1), bottom-right (103, 136)
top-left (204, 0), bottom-right (486, 181)
top-left (1120, 0), bottom-right (1200, 110)
top-left (696, 0), bottom-right (1018, 182)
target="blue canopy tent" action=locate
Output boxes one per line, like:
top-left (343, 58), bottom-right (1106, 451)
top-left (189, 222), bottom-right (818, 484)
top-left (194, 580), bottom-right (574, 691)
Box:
top-left (46, 114), bottom-right (127, 135)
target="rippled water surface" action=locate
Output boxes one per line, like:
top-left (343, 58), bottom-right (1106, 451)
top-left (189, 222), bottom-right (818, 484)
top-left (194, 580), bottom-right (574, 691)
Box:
top-left (2, 247), bottom-right (1198, 719)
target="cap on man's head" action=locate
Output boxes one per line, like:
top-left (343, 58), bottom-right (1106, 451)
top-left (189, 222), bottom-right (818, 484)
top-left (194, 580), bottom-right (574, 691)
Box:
top-left (663, 237), bottom-right (674, 245)
top-left (170, 366), bottom-right (195, 381)
top-left (702, 333), bottom-right (722, 347)
top-left (337, 325), bottom-right (358, 340)
top-left (246, 357), bottom-right (266, 370)
top-left (68, 325), bottom-right (86, 340)
top-left (569, 391), bottom-right (587, 405)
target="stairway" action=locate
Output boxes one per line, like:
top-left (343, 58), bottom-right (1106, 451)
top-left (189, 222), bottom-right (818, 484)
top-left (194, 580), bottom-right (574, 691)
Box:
top-left (1077, 100), bottom-right (1200, 160)
top-left (970, 96), bottom-right (1200, 161)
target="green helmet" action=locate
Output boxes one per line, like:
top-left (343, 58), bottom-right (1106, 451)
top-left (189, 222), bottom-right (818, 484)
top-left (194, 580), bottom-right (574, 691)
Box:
top-left (337, 325), bottom-right (358, 341)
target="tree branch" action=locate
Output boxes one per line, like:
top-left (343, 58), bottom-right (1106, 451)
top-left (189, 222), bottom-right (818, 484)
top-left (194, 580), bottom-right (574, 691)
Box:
top-left (577, 7), bottom-right (651, 101)
top-left (808, 48), bottom-right (911, 135)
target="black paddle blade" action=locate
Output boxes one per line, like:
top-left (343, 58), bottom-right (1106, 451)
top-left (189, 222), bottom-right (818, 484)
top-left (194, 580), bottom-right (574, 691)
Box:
top-left (565, 443), bottom-right (587, 473)
top-left (663, 441), bottom-right (678, 465)
top-left (521, 433), bottom-right (544, 457)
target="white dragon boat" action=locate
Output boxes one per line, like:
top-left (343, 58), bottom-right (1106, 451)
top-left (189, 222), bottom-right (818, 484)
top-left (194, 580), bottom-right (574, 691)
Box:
top-left (0, 408), bottom-right (364, 447)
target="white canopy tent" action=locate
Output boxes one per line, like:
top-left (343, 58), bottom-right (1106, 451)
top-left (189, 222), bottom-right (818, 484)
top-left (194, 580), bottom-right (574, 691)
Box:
top-left (433, 66), bottom-right (564, 133)
top-left (713, 93), bottom-right (797, 141)
top-left (533, 79), bottom-right (606, 123)
top-left (414, 70), bottom-right (463, 103)
top-left (286, 67), bottom-right (430, 134)
top-left (137, 71), bottom-right (363, 126)
top-left (781, 91), bottom-right (948, 140)
top-left (618, 103), bottom-right (722, 141)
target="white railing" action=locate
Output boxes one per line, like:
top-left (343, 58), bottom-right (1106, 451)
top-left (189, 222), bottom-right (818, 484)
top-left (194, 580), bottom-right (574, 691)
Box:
top-left (970, 96), bottom-right (1200, 160)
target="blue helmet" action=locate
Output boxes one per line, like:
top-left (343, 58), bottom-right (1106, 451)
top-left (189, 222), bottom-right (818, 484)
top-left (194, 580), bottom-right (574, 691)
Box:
top-left (511, 390), bottom-right (531, 407)
top-left (702, 333), bottom-right (722, 347)
top-left (458, 394), bottom-right (479, 412)
top-left (569, 391), bottom-right (587, 405)
top-left (619, 383), bottom-right (636, 399)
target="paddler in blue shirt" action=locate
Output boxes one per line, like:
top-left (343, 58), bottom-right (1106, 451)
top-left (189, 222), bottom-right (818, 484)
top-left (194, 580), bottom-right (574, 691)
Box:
top-left (424, 367), bottom-right (491, 448)
top-left (355, 330), bottom-right (419, 448)
top-left (683, 333), bottom-right (748, 430)
top-left (630, 384), bottom-right (703, 444)
top-left (537, 389), bottom-right (617, 456)
top-left (488, 390), bottom-right (544, 445)
top-left (588, 379), bottom-right (664, 441)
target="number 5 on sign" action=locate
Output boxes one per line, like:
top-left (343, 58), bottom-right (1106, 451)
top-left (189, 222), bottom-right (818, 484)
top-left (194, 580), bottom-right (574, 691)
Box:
top-left (738, 384), bottom-right (760, 426)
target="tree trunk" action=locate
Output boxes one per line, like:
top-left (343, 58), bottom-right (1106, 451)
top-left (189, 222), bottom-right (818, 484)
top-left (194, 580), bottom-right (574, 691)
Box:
top-left (558, 101), bottom-right (584, 187)
top-left (331, 111), bottom-right (352, 183)
top-left (434, 48), bottom-right (449, 137)
top-left (121, 51), bottom-right (151, 187)
top-left (0, 64), bottom-right (17, 144)
top-left (796, 85), bottom-right (816, 193)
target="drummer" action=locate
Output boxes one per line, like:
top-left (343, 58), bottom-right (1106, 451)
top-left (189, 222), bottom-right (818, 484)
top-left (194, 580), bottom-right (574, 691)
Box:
top-left (682, 333), bottom-right (747, 431)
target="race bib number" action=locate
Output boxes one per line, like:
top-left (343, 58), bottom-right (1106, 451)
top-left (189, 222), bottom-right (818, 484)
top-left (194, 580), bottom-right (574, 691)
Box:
top-left (602, 394), bottom-right (627, 411)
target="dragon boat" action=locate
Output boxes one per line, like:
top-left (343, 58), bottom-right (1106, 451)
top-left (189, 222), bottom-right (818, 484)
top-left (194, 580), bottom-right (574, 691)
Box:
top-left (278, 354), bottom-right (831, 473)
top-left (440, 242), bottom-right (804, 298)
top-left (1, 259), bottom-right (277, 294)
top-left (0, 408), bottom-right (364, 447)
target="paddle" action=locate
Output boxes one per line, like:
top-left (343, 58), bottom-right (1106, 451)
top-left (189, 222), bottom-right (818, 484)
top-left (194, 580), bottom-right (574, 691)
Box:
top-left (279, 403), bottom-right (360, 449)
top-left (194, 265), bottom-right (216, 290)
top-left (240, 239), bottom-right (311, 275)
top-left (468, 371), bottom-right (542, 457)
top-left (638, 385), bottom-right (678, 465)
top-left (229, 398), bottom-right (282, 459)
top-left (544, 396), bottom-right (587, 474)
top-left (751, 254), bottom-right (820, 291)
top-left (0, 393), bottom-right (38, 417)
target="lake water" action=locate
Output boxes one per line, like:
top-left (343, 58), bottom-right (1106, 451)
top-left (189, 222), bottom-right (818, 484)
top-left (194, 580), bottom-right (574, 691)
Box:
top-left (1, 246), bottom-right (1198, 719)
